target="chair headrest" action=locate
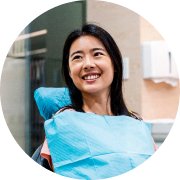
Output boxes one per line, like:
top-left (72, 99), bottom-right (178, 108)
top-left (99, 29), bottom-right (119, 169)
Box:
top-left (34, 87), bottom-right (71, 120)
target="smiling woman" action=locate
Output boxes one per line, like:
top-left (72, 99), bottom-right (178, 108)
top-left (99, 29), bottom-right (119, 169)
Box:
top-left (32, 24), bottom-right (155, 179)
top-left (68, 35), bottom-right (114, 114)
top-left (62, 24), bottom-right (131, 116)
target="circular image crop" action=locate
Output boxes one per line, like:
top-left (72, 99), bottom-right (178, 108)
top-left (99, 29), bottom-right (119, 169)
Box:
top-left (0, 1), bottom-right (179, 179)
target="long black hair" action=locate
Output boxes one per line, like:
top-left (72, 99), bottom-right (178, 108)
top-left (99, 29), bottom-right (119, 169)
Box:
top-left (62, 24), bottom-right (131, 116)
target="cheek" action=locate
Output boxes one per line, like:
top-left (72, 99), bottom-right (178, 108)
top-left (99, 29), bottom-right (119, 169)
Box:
top-left (103, 61), bottom-right (114, 75)
top-left (108, 70), bottom-right (114, 83)
top-left (106, 63), bottom-right (114, 82)
top-left (68, 64), bottom-right (81, 80)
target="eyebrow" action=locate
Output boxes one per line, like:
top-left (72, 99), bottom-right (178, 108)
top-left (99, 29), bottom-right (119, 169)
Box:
top-left (92, 48), bottom-right (106, 52)
top-left (70, 48), bottom-right (106, 58)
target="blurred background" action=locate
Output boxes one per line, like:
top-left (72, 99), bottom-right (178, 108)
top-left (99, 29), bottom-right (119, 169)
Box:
top-left (0, 0), bottom-right (179, 156)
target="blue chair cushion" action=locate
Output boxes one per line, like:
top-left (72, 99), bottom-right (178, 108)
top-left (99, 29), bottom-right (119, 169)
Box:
top-left (34, 87), bottom-right (71, 120)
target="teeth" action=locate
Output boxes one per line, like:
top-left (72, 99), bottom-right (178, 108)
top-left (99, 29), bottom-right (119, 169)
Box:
top-left (84, 74), bottom-right (100, 80)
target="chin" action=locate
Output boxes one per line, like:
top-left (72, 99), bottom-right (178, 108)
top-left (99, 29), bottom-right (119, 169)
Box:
top-left (80, 86), bottom-right (100, 94)
top-left (81, 85), bottom-right (107, 95)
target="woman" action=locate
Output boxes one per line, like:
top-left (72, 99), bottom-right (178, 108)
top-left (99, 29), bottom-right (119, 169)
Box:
top-left (62, 23), bottom-right (133, 117)
top-left (32, 24), bottom-right (155, 179)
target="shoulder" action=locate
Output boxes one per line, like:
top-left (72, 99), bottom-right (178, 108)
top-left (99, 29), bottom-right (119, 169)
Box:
top-left (53, 105), bottom-right (75, 117)
top-left (129, 111), bottom-right (143, 121)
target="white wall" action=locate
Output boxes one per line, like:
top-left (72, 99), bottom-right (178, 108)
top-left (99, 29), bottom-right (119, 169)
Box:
top-left (0, 57), bottom-right (30, 152)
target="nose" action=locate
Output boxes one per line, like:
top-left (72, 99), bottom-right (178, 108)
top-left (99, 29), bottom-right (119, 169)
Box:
top-left (83, 56), bottom-right (95, 70)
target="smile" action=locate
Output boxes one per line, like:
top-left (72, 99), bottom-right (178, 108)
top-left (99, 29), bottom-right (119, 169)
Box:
top-left (82, 74), bottom-right (100, 80)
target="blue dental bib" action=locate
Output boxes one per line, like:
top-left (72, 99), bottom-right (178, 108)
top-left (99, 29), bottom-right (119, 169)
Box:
top-left (34, 87), bottom-right (154, 179)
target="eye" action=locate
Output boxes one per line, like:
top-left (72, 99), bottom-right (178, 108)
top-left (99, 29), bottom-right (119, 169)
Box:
top-left (72, 55), bottom-right (82, 61)
top-left (94, 51), bottom-right (104, 57)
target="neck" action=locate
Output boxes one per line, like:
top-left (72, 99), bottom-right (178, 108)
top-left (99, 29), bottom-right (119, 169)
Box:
top-left (82, 91), bottom-right (112, 115)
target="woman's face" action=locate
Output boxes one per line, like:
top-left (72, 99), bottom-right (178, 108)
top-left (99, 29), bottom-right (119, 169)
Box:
top-left (68, 35), bottom-right (114, 96)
